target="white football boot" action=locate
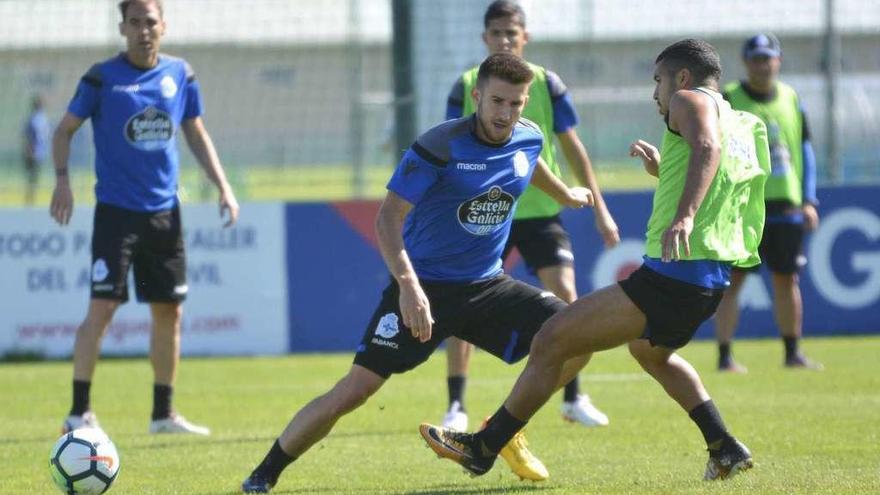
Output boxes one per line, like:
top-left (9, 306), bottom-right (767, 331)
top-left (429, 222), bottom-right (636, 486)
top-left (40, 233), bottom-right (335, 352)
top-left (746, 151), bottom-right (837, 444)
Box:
top-left (440, 400), bottom-right (469, 432)
top-left (149, 413), bottom-right (211, 435)
top-left (61, 411), bottom-right (102, 434)
top-left (561, 394), bottom-right (609, 427)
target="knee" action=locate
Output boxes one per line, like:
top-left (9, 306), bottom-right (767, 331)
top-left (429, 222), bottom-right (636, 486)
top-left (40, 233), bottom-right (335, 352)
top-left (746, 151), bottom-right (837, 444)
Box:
top-left (329, 378), bottom-right (377, 416)
top-left (529, 316), bottom-right (568, 363)
top-left (628, 341), bottom-right (665, 371)
top-left (152, 303), bottom-right (183, 330)
top-left (84, 299), bottom-right (120, 330)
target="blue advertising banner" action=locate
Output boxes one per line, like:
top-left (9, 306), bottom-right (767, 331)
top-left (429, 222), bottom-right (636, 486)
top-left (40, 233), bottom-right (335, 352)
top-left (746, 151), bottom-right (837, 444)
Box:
top-left (286, 186), bottom-right (880, 352)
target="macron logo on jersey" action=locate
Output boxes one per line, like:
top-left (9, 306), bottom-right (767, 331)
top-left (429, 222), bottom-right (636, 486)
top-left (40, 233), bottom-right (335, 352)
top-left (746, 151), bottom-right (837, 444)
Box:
top-left (456, 162), bottom-right (487, 171)
top-left (112, 84), bottom-right (140, 93)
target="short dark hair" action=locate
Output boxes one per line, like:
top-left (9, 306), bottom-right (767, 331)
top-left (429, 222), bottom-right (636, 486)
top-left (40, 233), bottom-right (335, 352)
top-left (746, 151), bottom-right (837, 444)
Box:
top-left (484, 0), bottom-right (526, 29)
top-left (118, 0), bottom-right (164, 21)
top-left (476, 53), bottom-right (534, 88)
top-left (655, 38), bottom-right (722, 84)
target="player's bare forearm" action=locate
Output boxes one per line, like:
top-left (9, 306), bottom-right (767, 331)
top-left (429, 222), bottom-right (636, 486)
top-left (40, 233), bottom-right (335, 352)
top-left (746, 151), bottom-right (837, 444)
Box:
top-left (376, 191), bottom-right (434, 341)
top-left (183, 117), bottom-right (233, 194)
top-left (375, 192), bottom-right (419, 285)
top-left (558, 129), bottom-right (607, 209)
top-left (52, 113), bottom-right (83, 185)
top-left (675, 141), bottom-right (720, 221)
top-left (530, 158), bottom-right (586, 208)
top-left (50, 114), bottom-right (83, 225)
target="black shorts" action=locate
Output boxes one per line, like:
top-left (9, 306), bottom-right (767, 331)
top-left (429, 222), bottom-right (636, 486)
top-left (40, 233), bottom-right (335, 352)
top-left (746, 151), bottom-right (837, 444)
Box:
top-left (741, 222), bottom-right (805, 274)
top-left (353, 275), bottom-right (566, 378)
top-left (619, 265), bottom-right (724, 349)
top-left (90, 202), bottom-right (187, 303)
top-left (502, 215), bottom-right (574, 274)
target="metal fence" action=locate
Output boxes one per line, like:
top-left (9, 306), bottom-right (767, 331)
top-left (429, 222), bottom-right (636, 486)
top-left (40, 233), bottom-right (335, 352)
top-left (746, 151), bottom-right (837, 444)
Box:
top-left (1, 0), bottom-right (877, 205)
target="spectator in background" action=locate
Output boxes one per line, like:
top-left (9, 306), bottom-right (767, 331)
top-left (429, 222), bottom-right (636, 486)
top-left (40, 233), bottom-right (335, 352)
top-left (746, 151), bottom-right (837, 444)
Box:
top-left (715, 33), bottom-right (822, 372)
top-left (23, 94), bottom-right (50, 205)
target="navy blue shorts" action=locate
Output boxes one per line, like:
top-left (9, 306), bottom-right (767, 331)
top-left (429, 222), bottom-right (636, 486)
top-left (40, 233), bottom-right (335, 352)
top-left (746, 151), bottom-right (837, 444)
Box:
top-left (90, 202), bottom-right (187, 303)
top-left (353, 275), bottom-right (566, 378)
top-left (502, 215), bottom-right (574, 274)
top-left (619, 265), bottom-right (724, 349)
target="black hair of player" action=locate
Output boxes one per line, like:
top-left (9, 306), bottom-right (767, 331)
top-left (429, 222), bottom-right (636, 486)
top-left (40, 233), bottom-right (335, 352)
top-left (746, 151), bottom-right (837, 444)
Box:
top-left (655, 38), bottom-right (722, 84)
top-left (118, 0), bottom-right (164, 21)
top-left (484, 0), bottom-right (526, 29)
top-left (476, 53), bottom-right (534, 88)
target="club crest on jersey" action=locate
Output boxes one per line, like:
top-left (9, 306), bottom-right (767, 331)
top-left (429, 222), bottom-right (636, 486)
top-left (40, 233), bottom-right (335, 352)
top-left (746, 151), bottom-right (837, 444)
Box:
top-left (513, 150), bottom-right (530, 177)
top-left (124, 106), bottom-right (174, 151)
top-left (457, 185), bottom-right (514, 236)
top-left (160, 75), bottom-right (178, 98)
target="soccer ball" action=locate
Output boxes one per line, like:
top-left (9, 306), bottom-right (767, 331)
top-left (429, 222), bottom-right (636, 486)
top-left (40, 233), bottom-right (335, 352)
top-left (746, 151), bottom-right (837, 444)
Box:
top-left (49, 428), bottom-right (120, 494)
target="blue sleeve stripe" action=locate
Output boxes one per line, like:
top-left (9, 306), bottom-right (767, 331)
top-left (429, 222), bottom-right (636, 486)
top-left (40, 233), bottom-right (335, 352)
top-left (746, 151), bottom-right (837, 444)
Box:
top-left (502, 330), bottom-right (520, 363)
top-left (412, 141), bottom-right (447, 167)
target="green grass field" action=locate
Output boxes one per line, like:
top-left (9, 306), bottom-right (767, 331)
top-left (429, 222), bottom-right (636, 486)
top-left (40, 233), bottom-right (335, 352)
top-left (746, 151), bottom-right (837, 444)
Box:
top-left (4, 337), bottom-right (879, 494)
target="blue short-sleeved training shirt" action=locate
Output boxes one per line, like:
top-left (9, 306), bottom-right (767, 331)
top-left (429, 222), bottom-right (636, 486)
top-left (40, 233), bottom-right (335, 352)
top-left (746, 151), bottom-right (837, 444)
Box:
top-left (387, 116), bottom-right (544, 282)
top-left (67, 53), bottom-right (203, 212)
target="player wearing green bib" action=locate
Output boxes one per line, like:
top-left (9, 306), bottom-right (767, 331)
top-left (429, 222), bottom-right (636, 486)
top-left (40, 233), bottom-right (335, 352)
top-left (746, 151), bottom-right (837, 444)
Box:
top-left (421, 39), bottom-right (767, 482)
top-left (714, 34), bottom-right (822, 372)
top-left (441, 0), bottom-right (618, 438)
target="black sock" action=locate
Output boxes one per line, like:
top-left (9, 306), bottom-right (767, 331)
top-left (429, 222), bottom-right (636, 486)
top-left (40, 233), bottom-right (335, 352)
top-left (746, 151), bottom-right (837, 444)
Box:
top-left (70, 380), bottom-right (91, 416)
top-left (253, 440), bottom-right (297, 483)
top-left (476, 406), bottom-right (527, 454)
top-left (447, 376), bottom-right (466, 411)
top-left (688, 400), bottom-right (731, 451)
top-left (783, 336), bottom-right (799, 360)
top-left (151, 384), bottom-right (173, 420)
top-left (719, 342), bottom-right (732, 366)
top-left (563, 376), bottom-right (579, 403)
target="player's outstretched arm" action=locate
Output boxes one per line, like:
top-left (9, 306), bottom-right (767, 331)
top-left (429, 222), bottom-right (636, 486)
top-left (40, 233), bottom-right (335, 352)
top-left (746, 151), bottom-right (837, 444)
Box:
top-left (530, 157), bottom-right (593, 209)
top-left (375, 191), bottom-right (434, 343)
top-left (182, 117), bottom-right (239, 227)
top-left (50, 112), bottom-right (84, 226)
top-left (629, 139), bottom-right (661, 178)
top-left (558, 129), bottom-right (620, 247)
top-left (661, 90), bottom-right (721, 262)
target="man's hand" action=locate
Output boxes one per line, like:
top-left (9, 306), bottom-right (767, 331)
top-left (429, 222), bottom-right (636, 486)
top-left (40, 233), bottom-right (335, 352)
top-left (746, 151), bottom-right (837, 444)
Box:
top-left (595, 208), bottom-right (621, 248)
top-left (219, 188), bottom-right (240, 227)
top-left (398, 280), bottom-right (434, 343)
top-left (566, 186), bottom-right (594, 209)
top-left (661, 216), bottom-right (694, 262)
top-left (50, 182), bottom-right (74, 226)
top-left (803, 203), bottom-right (819, 232)
top-left (630, 139), bottom-right (661, 177)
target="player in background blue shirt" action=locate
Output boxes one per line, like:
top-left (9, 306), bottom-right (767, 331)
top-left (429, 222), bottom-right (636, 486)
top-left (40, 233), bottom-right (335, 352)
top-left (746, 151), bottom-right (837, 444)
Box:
top-left (22, 94), bottom-right (50, 206)
top-left (241, 53), bottom-right (594, 492)
top-left (51, 0), bottom-right (239, 436)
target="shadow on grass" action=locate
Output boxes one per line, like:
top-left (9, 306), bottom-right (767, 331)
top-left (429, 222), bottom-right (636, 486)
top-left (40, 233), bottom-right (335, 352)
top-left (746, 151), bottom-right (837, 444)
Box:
top-left (402, 484), bottom-right (548, 495)
top-left (193, 483), bottom-right (547, 495)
